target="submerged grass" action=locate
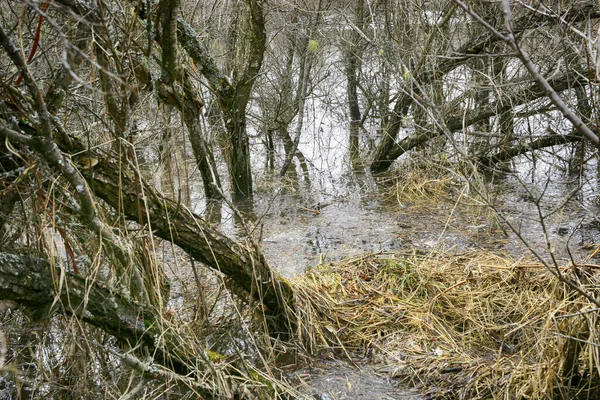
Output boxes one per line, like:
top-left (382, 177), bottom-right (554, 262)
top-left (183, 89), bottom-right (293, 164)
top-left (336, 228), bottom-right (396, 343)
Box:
top-left (291, 250), bottom-right (600, 399)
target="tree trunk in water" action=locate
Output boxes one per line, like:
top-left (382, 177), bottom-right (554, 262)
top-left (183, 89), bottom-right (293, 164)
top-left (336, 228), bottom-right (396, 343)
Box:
top-left (570, 83), bottom-right (591, 176)
top-left (492, 43), bottom-right (514, 155)
top-left (265, 128), bottom-right (275, 172)
top-left (84, 159), bottom-right (294, 337)
top-left (279, 39), bottom-right (314, 177)
top-left (183, 102), bottom-right (223, 200)
top-left (175, 0), bottom-right (266, 200)
top-left (0, 253), bottom-right (167, 366)
top-left (370, 96), bottom-right (413, 172)
top-left (372, 72), bottom-right (589, 172)
top-left (280, 127), bottom-right (310, 179)
top-left (343, 0), bottom-right (364, 158)
top-left (226, 113), bottom-right (254, 199)
top-left (368, 2), bottom-right (598, 173)
top-left (151, 70), bottom-right (223, 201)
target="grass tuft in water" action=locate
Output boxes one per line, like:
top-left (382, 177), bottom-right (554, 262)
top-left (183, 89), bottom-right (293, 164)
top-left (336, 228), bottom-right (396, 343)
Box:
top-left (291, 250), bottom-right (600, 399)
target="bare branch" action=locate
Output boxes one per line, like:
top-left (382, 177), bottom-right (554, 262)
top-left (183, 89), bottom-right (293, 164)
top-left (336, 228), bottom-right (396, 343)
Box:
top-left (500, 0), bottom-right (600, 147)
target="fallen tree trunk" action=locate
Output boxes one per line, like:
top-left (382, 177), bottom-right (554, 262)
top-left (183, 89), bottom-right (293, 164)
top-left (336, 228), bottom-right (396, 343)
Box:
top-left (0, 253), bottom-right (179, 370)
top-left (2, 86), bottom-right (294, 339)
top-left (0, 252), bottom-right (278, 398)
top-left (85, 161), bottom-right (295, 337)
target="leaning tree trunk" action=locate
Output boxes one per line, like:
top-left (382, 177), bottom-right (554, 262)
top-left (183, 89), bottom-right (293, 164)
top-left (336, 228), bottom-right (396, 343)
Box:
top-left (181, 80), bottom-right (223, 200)
top-left (84, 158), bottom-right (294, 337)
top-left (369, 4), bottom-right (600, 173)
top-left (373, 71), bottom-right (590, 170)
top-left (0, 252), bottom-right (273, 398)
top-left (0, 253), bottom-right (168, 365)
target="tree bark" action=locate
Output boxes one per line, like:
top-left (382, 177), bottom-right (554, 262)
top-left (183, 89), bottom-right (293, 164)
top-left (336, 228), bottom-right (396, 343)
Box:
top-left (85, 160), bottom-right (294, 337)
top-left (0, 253), bottom-right (165, 365)
top-left (158, 0), bottom-right (180, 84)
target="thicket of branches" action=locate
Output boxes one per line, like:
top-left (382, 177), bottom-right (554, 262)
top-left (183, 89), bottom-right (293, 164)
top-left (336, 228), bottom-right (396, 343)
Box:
top-left (1, 0), bottom-right (600, 398)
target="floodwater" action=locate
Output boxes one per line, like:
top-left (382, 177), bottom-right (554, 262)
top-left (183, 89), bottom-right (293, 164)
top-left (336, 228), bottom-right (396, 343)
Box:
top-left (290, 359), bottom-right (422, 399)
top-left (6, 112), bottom-right (597, 400)
top-left (165, 121), bottom-right (598, 398)
top-left (189, 121), bottom-right (600, 398)
top-left (203, 139), bottom-right (600, 280)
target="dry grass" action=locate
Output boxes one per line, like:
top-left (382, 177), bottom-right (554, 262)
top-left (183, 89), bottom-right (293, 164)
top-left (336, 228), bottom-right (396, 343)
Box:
top-left (379, 157), bottom-right (466, 204)
top-left (382, 158), bottom-right (500, 232)
top-left (291, 250), bottom-right (600, 399)
top-left (392, 169), bottom-right (459, 205)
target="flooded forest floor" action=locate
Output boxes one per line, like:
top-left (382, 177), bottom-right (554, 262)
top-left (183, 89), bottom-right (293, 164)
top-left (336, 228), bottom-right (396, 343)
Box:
top-left (4, 153), bottom-right (600, 400)
top-left (199, 157), bottom-right (600, 399)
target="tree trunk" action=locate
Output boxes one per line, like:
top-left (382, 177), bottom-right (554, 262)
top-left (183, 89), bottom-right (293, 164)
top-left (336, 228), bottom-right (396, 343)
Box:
top-left (181, 93), bottom-right (223, 200)
top-left (84, 159), bottom-right (294, 337)
top-left (372, 72), bottom-right (589, 172)
top-left (226, 113), bottom-right (254, 199)
top-left (176, 0), bottom-right (266, 200)
top-left (137, 61), bottom-right (223, 201)
top-left (343, 0), bottom-right (364, 159)
top-left (0, 252), bottom-right (256, 398)
top-left (479, 134), bottom-right (582, 168)
top-left (279, 40), bottom-right (313, 177)
top-left (369, 4), bottom-right (600, 173)
top-left (0, 253), bottom-right (166, 365)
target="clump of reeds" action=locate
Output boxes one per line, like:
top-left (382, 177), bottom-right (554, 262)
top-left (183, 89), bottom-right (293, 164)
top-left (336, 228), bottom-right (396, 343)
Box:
top-left (379, 157), bottom-right (462, 204)
top-left (291, 250), bottom-right (600, 399)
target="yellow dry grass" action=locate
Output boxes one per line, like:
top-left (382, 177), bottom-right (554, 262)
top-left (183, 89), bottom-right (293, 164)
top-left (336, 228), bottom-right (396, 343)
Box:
top-left (291, 250), bottom-right (600, 399)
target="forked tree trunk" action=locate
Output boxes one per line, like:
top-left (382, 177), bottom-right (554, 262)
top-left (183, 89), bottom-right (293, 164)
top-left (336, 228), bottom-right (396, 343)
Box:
top-left (176, 0), bottom-right (266, 200)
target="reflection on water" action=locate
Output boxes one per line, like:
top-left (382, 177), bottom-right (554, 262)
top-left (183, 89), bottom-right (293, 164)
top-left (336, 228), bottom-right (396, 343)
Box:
top-left (259, 193), bottom-right (406, 276)
top-left (176, 122), bottom-right (600, 278)
top-left (491, 150), bottom-right (600, 264)
top-left (291, 358), bottom-right (422, 399)
top-left (253, 155), bottom-right (600, 277)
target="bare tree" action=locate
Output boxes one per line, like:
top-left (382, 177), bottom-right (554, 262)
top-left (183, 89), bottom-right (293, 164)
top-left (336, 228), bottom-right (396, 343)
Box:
top-left (369, 0), bottom-right (600, 172)
top-left (0, 1), bottom-right (293, 397)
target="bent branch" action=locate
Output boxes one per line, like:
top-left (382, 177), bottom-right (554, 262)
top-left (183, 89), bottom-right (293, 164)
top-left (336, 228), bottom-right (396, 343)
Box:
top-left (371, 72), bottom-right (591, 172)
top-left (480, 133), bottom-right (582, 168)
top-left (371, 0), bottom-right (600, 171)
